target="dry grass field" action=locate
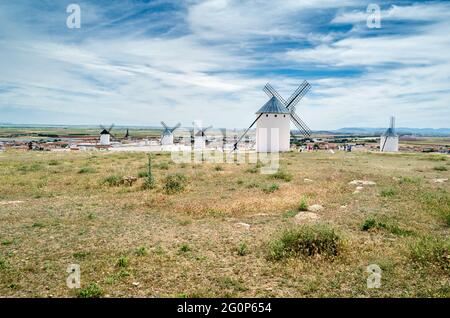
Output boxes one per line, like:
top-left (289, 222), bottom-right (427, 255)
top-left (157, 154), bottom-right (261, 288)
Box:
top-left (0, 150), bottom-right (449, 297)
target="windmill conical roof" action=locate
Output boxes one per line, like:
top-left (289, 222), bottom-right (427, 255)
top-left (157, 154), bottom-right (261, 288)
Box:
top-left (256, 96), bottom-right (290, 114)
top-left (100, 129), bottom-right (109, 135)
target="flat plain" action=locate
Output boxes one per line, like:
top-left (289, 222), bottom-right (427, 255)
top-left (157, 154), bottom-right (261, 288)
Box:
top-left (0, 150), bottom-right (449, 297)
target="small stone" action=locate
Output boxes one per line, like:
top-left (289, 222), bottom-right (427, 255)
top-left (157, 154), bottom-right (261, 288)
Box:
top-left (308, 204), bottom-right (323, 212)
top-left (132, 282), bottom-right (140, 287)
top-left (340, 205), bottom-right (347, 209)
top-left (433, 178), bottom-right (448, 183)
top-left (349, 180), bottom-right (376, 186)
top-left (304, 178), bottom-right (313, 183)
top-left (294, 212), bottom-right (320, 224)
top-left (356, 186), bottom-right (364, 190)
top-left (236, 222), bottom-right (251, 230)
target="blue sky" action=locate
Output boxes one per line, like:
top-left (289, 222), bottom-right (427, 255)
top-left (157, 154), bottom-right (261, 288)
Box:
top-left (0, 0), bottom-right (449, 129)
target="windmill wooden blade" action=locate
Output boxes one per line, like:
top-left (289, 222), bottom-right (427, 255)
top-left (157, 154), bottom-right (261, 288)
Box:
top-left (286, 81), bottom-right (307, 107)
top-left (287, 82), bottom-right (310, 110)
top-left (161, 121), bottom-right (168, 130)
top-left (171, 122), bottom-right (181, 133)
top-left (290, 112), bottom-right (311, 137)
top-left (108, 123), bottom-right (115, 132)
top-left (100, 124), bottom-right (106, 131)
top-left (263, 83), bottom-right (286, 105)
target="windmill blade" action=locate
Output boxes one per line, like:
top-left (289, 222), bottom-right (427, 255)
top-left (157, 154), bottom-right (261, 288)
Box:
top-left (161, 121), bottom-right (168, 130)
top-left (202, 125), bottom-right (213, 133)
top-left (170, 122), bottom-right (181, 133)
top-left (100, 124), bottom-right (106, 131)
top-left (231, 113), bottom-right (262, 152)
top-left (290, 113), bottom-right (311, 138)
top-left (287, 82), bottom-right (310, 110)
top-left (263, 83), bottom-right (286, 105)
top-left (286, 81), bottom-right (307, 106)
top-left (108, 123), bottom-right (115, 133)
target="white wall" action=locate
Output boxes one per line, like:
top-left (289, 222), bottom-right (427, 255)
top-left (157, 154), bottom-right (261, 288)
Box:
top-left (380, 136), bottom-right (399, 152)
top-left (100, 134), bottom-right (110, 145)
top-left (194, 136), bottom-right (206, 149)
top-left (161, 134), bottom-right (174, 145)
top-left (256, 114), bottom-right (290, 152)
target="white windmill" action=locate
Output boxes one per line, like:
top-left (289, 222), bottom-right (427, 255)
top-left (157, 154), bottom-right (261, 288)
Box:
top-left (233, 81), bottom-right (312, 152)
top-left (160, 121), bottom-right (181, 145)
top-left (380, 116), bottom-right (399, 152)
top-left (192, 122), bottom-right (212, 150)
top-left (99, 124), bottom-right (115, 145)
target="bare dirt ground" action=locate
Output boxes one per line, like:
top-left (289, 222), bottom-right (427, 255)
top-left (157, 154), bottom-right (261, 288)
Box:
top-left (0, 150), bottom-right (449, 297)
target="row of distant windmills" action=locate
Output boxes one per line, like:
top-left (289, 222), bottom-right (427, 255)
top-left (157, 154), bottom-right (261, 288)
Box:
top-left (98, 80), bottom-right (399, 152)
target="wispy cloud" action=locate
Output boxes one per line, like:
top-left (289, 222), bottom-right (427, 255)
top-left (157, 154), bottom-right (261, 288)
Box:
top-left (0, 0), bottom-right (449, 129)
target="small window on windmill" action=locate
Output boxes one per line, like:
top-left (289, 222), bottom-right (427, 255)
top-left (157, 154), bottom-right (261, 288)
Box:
top-left (283, 115), bottom-right (286, 117)
top-left (266, 114), bottom-right (268, 117)
top-left (274, 114), bottom-right (277, 117)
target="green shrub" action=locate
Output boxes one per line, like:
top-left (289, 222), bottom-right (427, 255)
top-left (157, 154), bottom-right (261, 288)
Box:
top-left (157, 162), bottom-right (169, 170)
top-left (246, 166), bottom-right (258, 174)
top-left (236, 242), bottom-right (248, 256)
top-left (135, 246), bottom-right (148, 256)
top-left (283, 210), bottom-right (297, 218)
top-left (246, 182), bottom-right (260, 189)
top-left (179, 244), bottom-right (191, 253)
top-left (361, 218), bottom-right (377, 231)
top-left (380, 187), bottom-right (397, 197)
top-left (117, 256), bottom-right (129, 268)
top-left (138, 171), bottom-right (148, 178)
top-left (399, 176), bottom-right (421, 184)
top-left (0, 258), bottom-right (8, 270)
top-left (410, 237), bottom-right (449, 271)
top-left (143, 154), bottom-right (156, 189)
top-left (163, 173), bottom-right (187, 194)
top-left (214, 165), bottom-right (223, 171)
top-left (361, 217), bottom-right (413, 236)
top-left (48, 160), bottom-right (60, 166)
top-left (78, 167), bottom-right (95, 174)
top-left (102, 175), bottom-right (122, 186)
top-left (270, 170), bottom-right (293, 182)
top-left (262, 183), bottom-right (279, 193)
top-left (298, 196), bottom-right (308, 211)
top-left (268, 224), bottom-right (342, 261)
top-left (77, 283), bottom-right (103, 298)
top-left (433, 166), bottom-right (448, 171)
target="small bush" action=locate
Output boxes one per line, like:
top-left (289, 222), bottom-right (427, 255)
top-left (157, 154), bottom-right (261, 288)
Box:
top-left (48, 160), bottom-right (60, 166)
top-left (361, 218), bottom-right (377, 231)
top-left (138, 171), bottom-right (148, 178)
top-left (298, 196), bottom-right (308, 211)
top-left (410, 237), bottom-right (449, 271)
top-left (163, 173), bottom-right (187, 194)
top-left (433, 166), bottom-right (448, 171)
top-left (399, 176), bottom-right (421, 184)
top-left (117, 256), bottom-right (129, 268)
top-left (283, 210), bottom-right (297, 218)
top-left (77, 283), bottom-right (103, 298)
top-left (179, 244), bottom-right (191, 253)
top-left (270, 170), bottom-right (293, 182)
top-left (361, 217), bottom-right (413, 236)
top-left (268, 224), bottom-right (342, 261)
top-left (246, 182), bottom-right (260, 189)
top-left (102, 175), bottom-right (122, 186)
top-left (246, 166), bottom-right (258, 173)
top-left (262, 183), bottom-right (279, 193)
top-left (0, 258), bottom-right (8, 270)
top-left (78, 167), bottom-right (95, 174)
top-left (236, 242), bottom-right (248, 256)
top-left (380, 187), bottom-right (397, 197)
top-left (135, 246), bottom-right (148, 256)
top-left (214, 165), bottom-right (223, 171)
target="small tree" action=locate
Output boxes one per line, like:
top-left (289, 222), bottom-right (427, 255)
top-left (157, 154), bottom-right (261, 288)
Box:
top-left (144, 154), bottom-right (155, 189)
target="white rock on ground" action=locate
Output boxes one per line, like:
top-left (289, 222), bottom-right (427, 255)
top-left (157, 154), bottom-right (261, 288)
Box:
top-left (348, 180), bottom-right (376, 186)
top-left (433, 178), bottom-right (448, 183)
top-left (304, 178), bottom-right (314, 183)
top-left (236, 222), bottom-right (251, 230)
top-left (0, 200), bottom-right (24, 205)
top-left (308, 204), bottom-right (324, 212)
top-left (294, 212), bottom-right (320, 224)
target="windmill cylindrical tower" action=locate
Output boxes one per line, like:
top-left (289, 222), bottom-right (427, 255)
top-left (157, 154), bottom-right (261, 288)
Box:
top-left (100, 129), bottom-right (111, 145)
top-left (255, 97), bottom-right (291, 152)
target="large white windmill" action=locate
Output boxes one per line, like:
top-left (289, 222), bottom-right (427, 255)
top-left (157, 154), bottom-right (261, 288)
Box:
top-left (380, 116), bottom-right (399, 152)
top-left (160, 121), bottom-right (181, 145)
top-left (233, 81), bottom-right (312, 152)
top-left (99, 124), bottom-right (115, 145)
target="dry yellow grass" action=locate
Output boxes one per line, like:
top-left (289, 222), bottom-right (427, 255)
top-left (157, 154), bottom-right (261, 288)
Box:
top-left (0, 150), bottom-right (449, 297)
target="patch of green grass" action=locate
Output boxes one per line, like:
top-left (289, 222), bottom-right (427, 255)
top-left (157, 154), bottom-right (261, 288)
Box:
top-left (102, 175), bottom-right (122, 186)
top-left (179, 244), bottom-right (191, 253)
top-left (135, 246), bottom-right (148, 256)
top-left (283, 210), bottom-right (297, 218)
top-left (48, 160), bottom-right (60, 166)
top-left (410, 236), bottom-right (449, 271)
top-left (137, 171), bottom-right (148, 178)
top-left (163, 173), bottom-right (187, 194)
top-left (246, 182), bottom-right (260, 189)
top-left (433, 165), bottom-right (448, 171)
top-left (77, 283), bottom-right (103, 298)
top-left (245, 166), bottom-right (258, 173)
top-left (361, 217), bottom-right (413, 236)
top-left (270, 170), bottom-right (293, 182)
top-left (216, 277), bottom-right (248, 292)
top-left (157, 162), bottom-right (169, 170)
top-left (0, 257), bottom-right (8, 270)
top-left (420, 190), bottom-right (450, 227)
top-left (380, 187), bottom-right (397, 197)
top-left (1, 239), bottom-right (14, 246)
top-left (298, 196), bottom-right (308, 211)
top-left (268, 224), bottom-right (342, 261)
top-left (399, 176), bottom-right (422, 184)
top-left (87, 212), bottom-right (96, 220)
top-left (31, 222), bottom-right (45, 228)
top-left (420, 155), bottom-right (447, 161)
top-left (236, 242), bottom-right (248, 256)
top-left (73, 251), bottom-right (90, 260)
top-left (262, 183), bottom-right (279, 193)
top-left (78, 167), bottom-right (95, 174)
top-left (117, 256), bottom-right (129, 268)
